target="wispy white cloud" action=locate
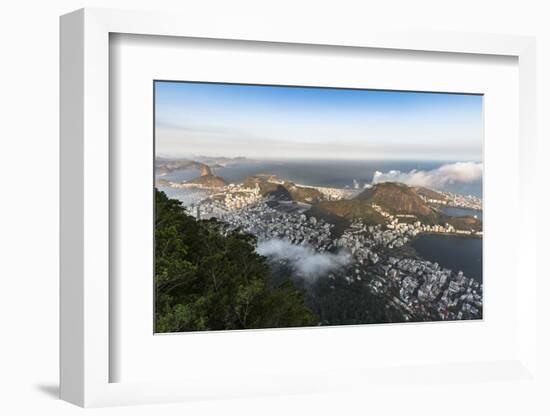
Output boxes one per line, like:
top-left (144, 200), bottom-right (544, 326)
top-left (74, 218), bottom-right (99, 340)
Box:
top-left (256, 239), bottom-right (350, 280)
top-left (372, 162), bottom-right (483, 189)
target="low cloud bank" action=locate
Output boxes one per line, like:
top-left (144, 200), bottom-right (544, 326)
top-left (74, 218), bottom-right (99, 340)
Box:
top-left (256, 239), bottom-right (350, 280)
top-left (372, 162), bottom-right (482, 189)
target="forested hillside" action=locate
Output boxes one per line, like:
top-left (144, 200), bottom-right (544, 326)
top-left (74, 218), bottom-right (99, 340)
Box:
top-left (155, 189), bottom-right (316, 332)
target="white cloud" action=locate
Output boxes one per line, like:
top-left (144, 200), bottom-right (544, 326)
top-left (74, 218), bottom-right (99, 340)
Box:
top-left (372, 162), bottom-right (483, 189)
top-left (256, 239), bottom-right (350, 280)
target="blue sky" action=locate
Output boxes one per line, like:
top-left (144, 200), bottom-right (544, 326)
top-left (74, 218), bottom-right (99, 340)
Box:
top-left (155, 81), bottom-right (483, 161)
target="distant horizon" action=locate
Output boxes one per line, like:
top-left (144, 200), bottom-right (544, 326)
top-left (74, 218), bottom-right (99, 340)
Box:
top-left (156, 154), bottom-right (483, 163)
top-left (155, 81), bottom-right (483, 161)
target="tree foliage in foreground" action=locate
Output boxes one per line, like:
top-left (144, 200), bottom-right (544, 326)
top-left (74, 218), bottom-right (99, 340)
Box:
top-left (155, 189), bottom-right (316, 332)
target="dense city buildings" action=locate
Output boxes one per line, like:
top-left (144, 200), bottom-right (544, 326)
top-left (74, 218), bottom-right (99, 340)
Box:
top-left (158, 173), bottom-right (483, 323)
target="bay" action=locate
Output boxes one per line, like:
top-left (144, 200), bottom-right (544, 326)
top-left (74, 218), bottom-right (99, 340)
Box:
top-left (411, 234), bottom-right (482, 282)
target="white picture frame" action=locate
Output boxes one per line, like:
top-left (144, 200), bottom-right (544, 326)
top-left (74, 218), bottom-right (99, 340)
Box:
top-left (60, 7), bottom-right (538, 408)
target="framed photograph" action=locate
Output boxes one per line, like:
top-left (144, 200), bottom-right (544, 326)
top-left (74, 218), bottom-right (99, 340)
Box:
top-left (60, 8), bottom-right (538, 407)
top-left (153, 80), bottom-right (484, 333)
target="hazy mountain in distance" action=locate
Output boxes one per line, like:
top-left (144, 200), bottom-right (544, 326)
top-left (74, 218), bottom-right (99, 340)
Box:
top-left (187, 164), bottom-right (227, 188)
top-left (155, 156), bottom-right (250, 175)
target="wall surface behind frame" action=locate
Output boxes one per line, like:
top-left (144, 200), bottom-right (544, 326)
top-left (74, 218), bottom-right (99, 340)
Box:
top-left (0, 0), bottom-right (548, 415)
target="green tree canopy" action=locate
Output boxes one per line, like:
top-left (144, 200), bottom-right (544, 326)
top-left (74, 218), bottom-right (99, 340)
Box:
top-left (155, 189), bottom-right (316, 332)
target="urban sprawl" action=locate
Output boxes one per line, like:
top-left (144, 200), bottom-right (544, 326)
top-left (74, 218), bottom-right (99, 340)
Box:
top-left (160, 178), bottom-right (483, 322)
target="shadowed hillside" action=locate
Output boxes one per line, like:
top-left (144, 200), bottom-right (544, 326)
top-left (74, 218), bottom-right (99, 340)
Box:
top-left (307, 200), bottom-right (386, 236)
top-left (356, 182), bottom-right (439, 223)
top-left (308, 199), bottom-right (385, 223)
top-left (306, 182), bottom-right (455, 230)
top-left (243, 175), bottom-right (324, 203)
top-left (444, 215), bottom-right (483, 232)
top-left (415, 186), bottom-right (446, 201)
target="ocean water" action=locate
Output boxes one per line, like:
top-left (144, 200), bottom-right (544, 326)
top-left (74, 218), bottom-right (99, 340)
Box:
top-left (411, 234), bottom-right (482, 282)
top-left (441, 207), bottom-right (482, 218)
top-left (159, 159), bottom-right (483, 197)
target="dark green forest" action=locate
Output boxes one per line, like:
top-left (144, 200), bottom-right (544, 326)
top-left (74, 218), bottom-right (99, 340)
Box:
top-left (155, 189), bottom-right (316, 332)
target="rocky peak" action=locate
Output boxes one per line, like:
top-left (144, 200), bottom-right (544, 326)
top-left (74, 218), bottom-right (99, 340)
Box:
top-left (200, 164), bottom-right (213, 177)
